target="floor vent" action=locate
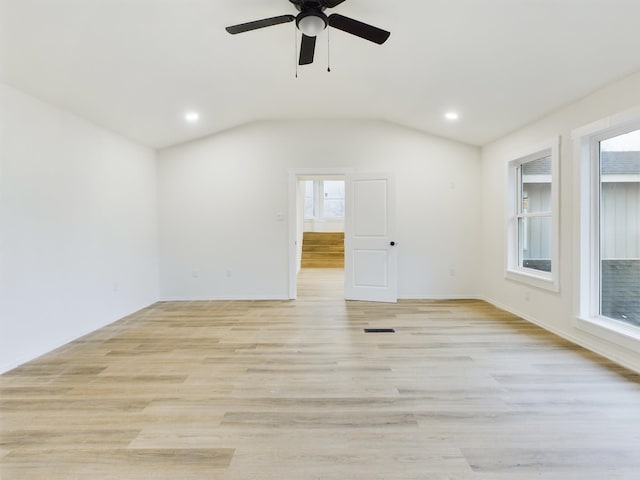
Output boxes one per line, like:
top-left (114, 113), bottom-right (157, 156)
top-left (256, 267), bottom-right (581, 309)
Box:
top-left (364, 328), bottom-right (395, 333)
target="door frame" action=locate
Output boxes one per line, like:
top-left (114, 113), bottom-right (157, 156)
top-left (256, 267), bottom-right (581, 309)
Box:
top-left (287, 167), bottom-right (354, 299)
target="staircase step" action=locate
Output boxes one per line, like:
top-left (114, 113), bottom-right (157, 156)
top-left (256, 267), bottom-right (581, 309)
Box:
top-left (301, 232), bottom-right (345, 269)
top-left (303, 232), bottom-right (344, 245)
top-left (302, 252), bottom-right (344, 260)
top-left (302, 259), bottom-right (344, 268)
top-left (302, 244), bottom-right (344, 253)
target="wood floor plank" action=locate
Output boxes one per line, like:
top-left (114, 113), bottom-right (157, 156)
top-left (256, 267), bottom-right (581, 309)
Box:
top-left (2, 448), bottom-right (234, 480)
top-left (2, 268), bottom-right (640, 478)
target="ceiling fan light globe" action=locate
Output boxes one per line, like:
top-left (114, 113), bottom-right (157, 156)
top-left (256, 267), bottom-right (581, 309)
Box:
top-left (298, 15), bottom-right (326, 36)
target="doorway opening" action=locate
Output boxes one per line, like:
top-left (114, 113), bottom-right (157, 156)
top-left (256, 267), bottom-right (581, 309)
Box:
top-left (288, 169), bottom-right (352, 300)
top-left (296, 175), bottom-right (345, 299)
top-left (300, 177), bottom-right (345, 268)
top-left (288, 169), bottom-right (397, 303)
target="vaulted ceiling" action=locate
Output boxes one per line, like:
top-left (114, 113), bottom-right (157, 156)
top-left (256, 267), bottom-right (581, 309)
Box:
top-left (1, 0), bottom-right (639, 149)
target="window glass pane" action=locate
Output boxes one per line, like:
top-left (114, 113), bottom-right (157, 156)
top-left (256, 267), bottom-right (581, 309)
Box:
top-left (323, 199), bottom-right (344, 218)
top-left (599, 129), bottom-right (640, 326)
top-left (521, 156), bottom-right (551, 213)
top-left (322, 180), bottom-right (345, 218)
top-left (304, 180), bottom-right (314, 196)
top-left (303, 180), bottom-right (314, 218)
top-left (323, 180), bottom-right (344, 199)
top-left (518, 216), bottom-right (552, 272)
top-left (304, 198), bottom-right (314, 218)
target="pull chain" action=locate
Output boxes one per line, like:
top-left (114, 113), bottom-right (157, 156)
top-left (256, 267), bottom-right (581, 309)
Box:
top-left (327, 26), bottom-right (331, 72)
top-left (294, 23), bottom-right (298, 78)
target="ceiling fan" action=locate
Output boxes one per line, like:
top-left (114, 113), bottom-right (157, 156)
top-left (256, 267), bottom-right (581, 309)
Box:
top-left (225, 0), bottom-right (391, 66)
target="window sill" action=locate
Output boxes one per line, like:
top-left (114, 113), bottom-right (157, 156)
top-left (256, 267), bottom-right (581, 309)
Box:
top-left (505, 268), bottom-right (559, 292)
top-left (304, 217), bottom-right (345, 222)
top-left (576, 316), bottom-right (640, 354)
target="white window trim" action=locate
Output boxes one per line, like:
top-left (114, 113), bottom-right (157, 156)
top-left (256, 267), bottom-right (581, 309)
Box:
top-left (573, 106), bottom-right (640, 344)
top-left (505, 137), bottom-right (560, 292)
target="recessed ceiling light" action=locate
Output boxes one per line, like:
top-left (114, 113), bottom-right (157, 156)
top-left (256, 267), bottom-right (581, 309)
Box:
top-left (445, 112), bottom-right (459, 121)
top-left (184, 111), bottom-right (200, 123)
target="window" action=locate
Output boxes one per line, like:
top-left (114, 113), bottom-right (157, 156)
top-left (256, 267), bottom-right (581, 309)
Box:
top-left (322, 180), bottom-right (345, 218)
top-left (506, 138), bottom-right (559, 291)
top-left (600, 130), bottom-right (640, 327)
top-left (576, 109), bottom-right (640, 339)
top-left (303, 180), bottom-right (345, 220)
top-left (303, 180), bottom-right (315, 219)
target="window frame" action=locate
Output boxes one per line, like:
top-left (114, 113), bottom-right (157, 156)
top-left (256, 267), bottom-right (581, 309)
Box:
top-left (575, 111), bottom-right (640, 343)
top-left (505, 137), bottom-right (560, 292)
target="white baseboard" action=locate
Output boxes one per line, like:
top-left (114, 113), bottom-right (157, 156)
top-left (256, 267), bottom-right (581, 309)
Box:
top-left (479, 295), bottom-right (640, 374)
top-left (159, 294), bottom-right (291, 301)
top-left (0, 302), bottom-right (158, 375)
top-left (398, 293), bottom-right (483, 300)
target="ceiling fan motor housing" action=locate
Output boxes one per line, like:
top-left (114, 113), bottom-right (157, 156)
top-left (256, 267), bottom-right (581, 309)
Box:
top-left (296, 10), bottom-right (328, 36)
top-left (289, 0), bottom-right (328, 13)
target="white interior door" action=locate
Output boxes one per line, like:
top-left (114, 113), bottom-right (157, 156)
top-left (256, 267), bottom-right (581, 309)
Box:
top-left (345, 173), bottom-right (397, 302)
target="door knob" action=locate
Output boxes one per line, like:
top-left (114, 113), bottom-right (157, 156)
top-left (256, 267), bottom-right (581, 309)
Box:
top-left (390, 241), bottom-right (396, 246)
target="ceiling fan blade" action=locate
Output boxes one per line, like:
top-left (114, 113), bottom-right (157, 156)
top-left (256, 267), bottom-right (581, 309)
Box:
top-left (299, 34), bottom-right (317, 65)
top-left (328, 13), bottom-right (390, 44)
top-left (226, 15), bottom-right (295, 34)
top-left (323, 0), bottom-right (348, 7)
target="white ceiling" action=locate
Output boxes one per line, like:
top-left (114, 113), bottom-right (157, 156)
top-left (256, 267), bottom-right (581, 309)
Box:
top-left (1, 0), bottom-right (639, 149)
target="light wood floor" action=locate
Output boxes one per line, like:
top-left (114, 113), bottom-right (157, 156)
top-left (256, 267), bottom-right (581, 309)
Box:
top-left (2, 268), bottom-right (640, 479)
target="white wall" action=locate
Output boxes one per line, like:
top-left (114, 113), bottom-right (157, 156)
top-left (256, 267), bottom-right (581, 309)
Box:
top-left (158, 120), bottom-right (481, 300)
top-left (303, 219), bottom-right (345, 233)
top-left (0, 83), bottom-right (159, 373)
top-left (480, 72), bottom-right (640, 373)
